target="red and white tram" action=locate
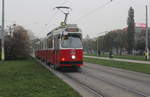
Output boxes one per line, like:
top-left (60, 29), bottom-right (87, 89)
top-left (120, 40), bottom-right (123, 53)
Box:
top-left (35, 24), bottom-right (83, 69)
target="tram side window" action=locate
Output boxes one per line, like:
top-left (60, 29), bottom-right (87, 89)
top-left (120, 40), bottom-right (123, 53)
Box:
top-left (40, 43), bottom-right (42, 50)
top-left (54, 36), bottom-right (59, 49)
top-left (40, 42), bottom-right (42, 50)
top-left (39, 43), bottom-right (41, 50)
top-left (45, 40), bottom-right (47, 49)
top-left (42, 42), bottom-right (44, 50)
top-left (40, 44), bottom-right (41, 50)
top-left (37, 44), bottom-right (39, 50)
top-left (35, 45), bottom-right (37, 51)
top-left (42, 43), bottom-right (44, 50)
top-left (42, 42), bottom-right (45, 50)
top-left (39, 44), bottom-right (40, 50)
top-left (47, 36), bottom-right (53, 48)
top-left (41, 43), bottom-right (42, 50)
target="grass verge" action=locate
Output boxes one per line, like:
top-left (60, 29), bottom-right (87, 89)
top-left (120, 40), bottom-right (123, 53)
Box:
top-left (0, 58), bottom-right (81, 97)
top-left (85, 54), bottom-right (150, 61)
top-left (84, 57), bottom-right (150, 74)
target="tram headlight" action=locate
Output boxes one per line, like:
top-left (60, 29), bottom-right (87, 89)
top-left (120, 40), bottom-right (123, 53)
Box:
top-left (71, 55), bottom-right (76, 59)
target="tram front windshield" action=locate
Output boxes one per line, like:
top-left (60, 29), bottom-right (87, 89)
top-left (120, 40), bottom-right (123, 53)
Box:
top-left (61, 34), bottom-right (82, 48)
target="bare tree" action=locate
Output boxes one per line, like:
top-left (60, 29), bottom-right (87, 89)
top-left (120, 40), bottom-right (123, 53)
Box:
top-left (5, 25), bottom-right (31, 60)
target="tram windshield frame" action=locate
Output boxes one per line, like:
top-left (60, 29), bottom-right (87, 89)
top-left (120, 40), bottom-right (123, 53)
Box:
top-left (61, 33), bottom-right (82, 49)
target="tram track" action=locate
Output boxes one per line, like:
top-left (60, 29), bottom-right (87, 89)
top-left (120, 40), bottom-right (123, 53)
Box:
top-left (82, 63), bottom-right (150, 97)
top-left (80, 68), bottom-right (150, 97)
top-left (38, 60), bottom-right (107, 97)
top-left (37, 59), bottom-right (150, 97)
top-left (84, 64), bottom-right (150, 84)
top-left (63, 73), bottom-right (107, 97)
top-left (63, 70), bottom-right (146, 97)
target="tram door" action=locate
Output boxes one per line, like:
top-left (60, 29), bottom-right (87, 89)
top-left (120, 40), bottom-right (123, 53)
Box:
top-left (54, 35), bottom-right (60, 65)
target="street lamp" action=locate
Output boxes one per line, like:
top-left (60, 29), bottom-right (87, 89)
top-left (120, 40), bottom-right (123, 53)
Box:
top-left (145, 5), bottom-right (149, 60)
top-left (1, 0), bottom-right (5, 61)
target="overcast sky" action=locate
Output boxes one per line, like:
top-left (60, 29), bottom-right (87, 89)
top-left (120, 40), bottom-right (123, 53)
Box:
top-left (0, 0), bottom-right (149, 38)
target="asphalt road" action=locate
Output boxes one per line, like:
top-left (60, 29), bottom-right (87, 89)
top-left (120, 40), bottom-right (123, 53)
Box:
top-left (69, 63), bottom-right (150, 97)
top-left (40, 60), bottom-right (150, 97)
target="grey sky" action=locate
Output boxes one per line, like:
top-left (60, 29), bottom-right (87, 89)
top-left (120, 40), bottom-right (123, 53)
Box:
top-left (0, 0), bottom-right (149, 38)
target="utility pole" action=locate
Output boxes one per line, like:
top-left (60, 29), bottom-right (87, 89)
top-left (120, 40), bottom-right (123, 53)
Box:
top-left (1, 0), bottom-right (5, 61)
top-left (145, 5), bottom-right (149, 60)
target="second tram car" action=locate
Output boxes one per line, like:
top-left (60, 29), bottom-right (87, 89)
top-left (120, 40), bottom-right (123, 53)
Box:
top-left (35, 24), bottom-right (83, 69)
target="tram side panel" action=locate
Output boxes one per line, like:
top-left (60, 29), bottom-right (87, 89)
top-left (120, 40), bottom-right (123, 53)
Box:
top-left (43, 50), bottom-right (47, 61)
top-left (46, 49), bottom-right (54, 64)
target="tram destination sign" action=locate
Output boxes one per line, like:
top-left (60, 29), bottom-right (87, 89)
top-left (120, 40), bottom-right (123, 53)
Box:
top-left (65, 28), bottom-right (79, 32)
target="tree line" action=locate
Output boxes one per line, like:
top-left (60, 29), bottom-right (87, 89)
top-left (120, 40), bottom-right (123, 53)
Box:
top-left (0, 25), bottom-right (32, 60)
top-left (83, 28), bottom-right (150, 55)
top-left (83, 7), bottom-right (150, 56)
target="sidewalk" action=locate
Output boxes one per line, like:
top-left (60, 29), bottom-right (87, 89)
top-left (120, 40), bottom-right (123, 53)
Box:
top-left (84, 55), bottom-right (150, 64)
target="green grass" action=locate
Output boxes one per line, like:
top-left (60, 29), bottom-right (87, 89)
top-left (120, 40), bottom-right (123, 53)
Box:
top-left (85, 54), bottom-right (150, 61)
top-left (0, 58), bottom-right (81, 97)
top-left (84, 57), bottom-right (150, 74)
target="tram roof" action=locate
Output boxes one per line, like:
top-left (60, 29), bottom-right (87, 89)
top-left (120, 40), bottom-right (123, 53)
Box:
top-left (47, 24), bottom-right (80, 36)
